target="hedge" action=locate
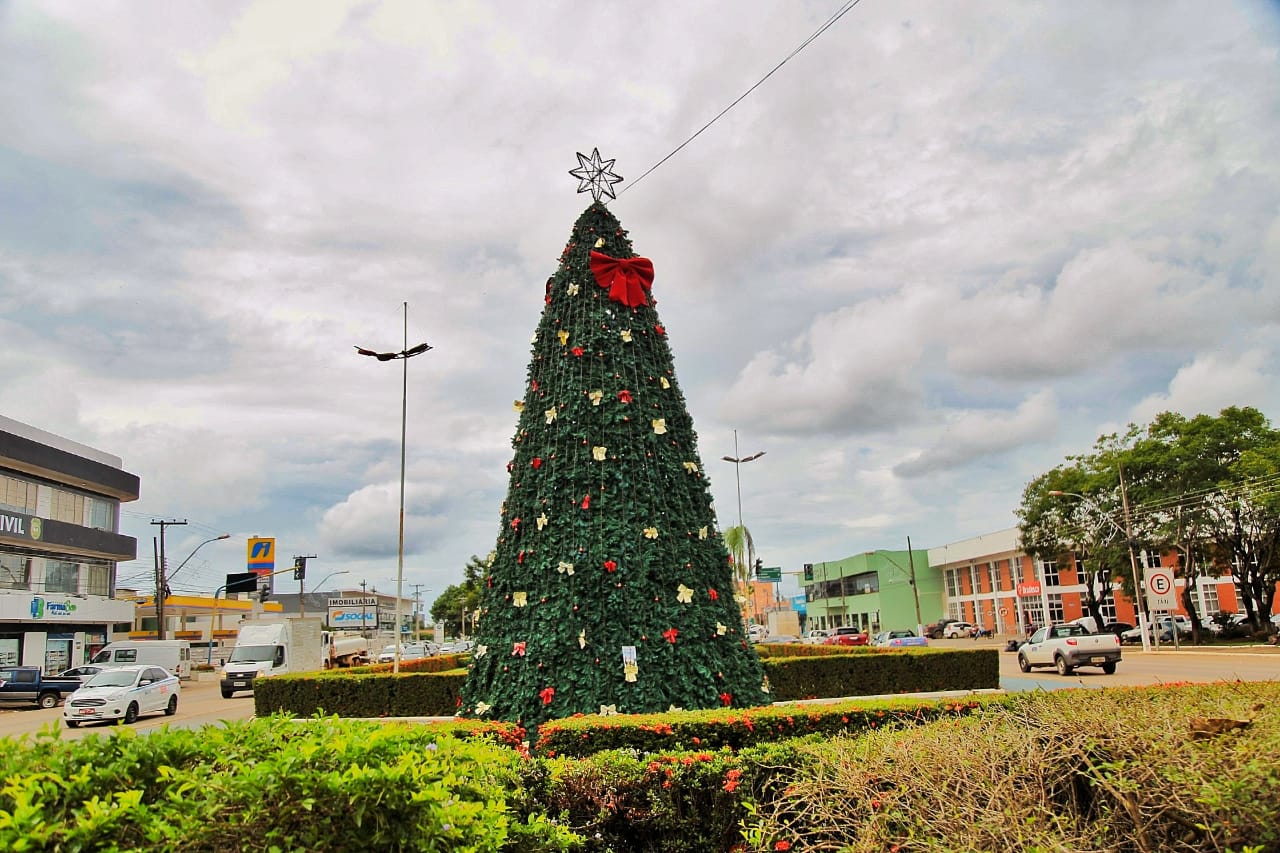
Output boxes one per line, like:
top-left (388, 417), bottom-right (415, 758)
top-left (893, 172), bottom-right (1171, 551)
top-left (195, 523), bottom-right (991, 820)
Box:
top-left (255, 648), bottom-right (998, 722)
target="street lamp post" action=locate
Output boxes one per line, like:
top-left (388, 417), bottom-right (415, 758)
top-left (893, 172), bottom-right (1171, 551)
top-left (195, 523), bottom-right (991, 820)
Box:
top-left (161, 533), bottom-right (230, 640)
top-left (356, 307), bottom-right (431, 675)
top-left (1047, 488), bottom-right (1152, 652)
top-left (721, 430), bottom-right (765, 623)
top-left (308, 570), bottom-right (350, 623)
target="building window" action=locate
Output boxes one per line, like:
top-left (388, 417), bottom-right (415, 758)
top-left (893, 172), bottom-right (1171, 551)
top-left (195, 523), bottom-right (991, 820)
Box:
top-left (85, 563), bottom-right (110, 597)
top-left (1039, 559), bottom-right (1060, 586)
top-left (87, 497), bottom-right (115, 532)
top-left (945, 569), bottom-right (959, 598)
top-left (1047, 593), bottom-right (1065, 623)
top-left (0, 553), bottom-right (31, 590)
top-left (844, 572), bottom-right (878, 596)
top-left (1098, 599), bottom-right (1118, 623)
top-left (988, 561), bottom-right (1001, 592)
top-left (1199, 582), bottom-right (1220, 617)
top-left (50, 490), bottom-right (86, 524)
top-left (45, 560), bottom-right (80, 594)
top-left (969, 564), bottom-right (982, 594)
top-left (0, 476), bottom-right (37, 513)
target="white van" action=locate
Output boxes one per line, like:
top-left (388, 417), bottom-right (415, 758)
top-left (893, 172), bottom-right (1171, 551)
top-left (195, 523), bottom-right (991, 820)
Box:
top-left (91, 640), bottom-right (192, 680)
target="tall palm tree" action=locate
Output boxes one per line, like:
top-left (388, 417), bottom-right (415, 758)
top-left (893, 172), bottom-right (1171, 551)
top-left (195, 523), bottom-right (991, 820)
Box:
top-left (723, 524), bottom-right (756, 627)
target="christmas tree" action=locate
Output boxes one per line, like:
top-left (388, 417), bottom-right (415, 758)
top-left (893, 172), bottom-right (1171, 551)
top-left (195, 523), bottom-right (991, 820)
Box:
top-left (459, 199), bottom-right (769, 727)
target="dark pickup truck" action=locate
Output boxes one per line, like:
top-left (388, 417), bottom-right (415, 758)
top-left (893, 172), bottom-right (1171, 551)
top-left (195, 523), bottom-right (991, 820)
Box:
top-left (0, 666), bottom-right (82, 708)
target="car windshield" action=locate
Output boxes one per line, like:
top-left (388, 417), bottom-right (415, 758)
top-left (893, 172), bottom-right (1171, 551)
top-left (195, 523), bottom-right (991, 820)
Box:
top-left (228, 645), bottom-right (279, 663)
top-left (85, 670), bottom-right (138, 688)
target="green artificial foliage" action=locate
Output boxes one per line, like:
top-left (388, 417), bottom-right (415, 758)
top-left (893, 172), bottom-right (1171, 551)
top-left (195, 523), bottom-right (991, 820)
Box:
top-left (461, 203), bottom-right (769, 727)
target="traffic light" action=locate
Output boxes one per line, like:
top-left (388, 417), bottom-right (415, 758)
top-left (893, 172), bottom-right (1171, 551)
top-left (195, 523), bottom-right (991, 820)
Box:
top-left (754, 558), bottom-right (764, 578)
top-left (293, 555), bottom-right (307, 581)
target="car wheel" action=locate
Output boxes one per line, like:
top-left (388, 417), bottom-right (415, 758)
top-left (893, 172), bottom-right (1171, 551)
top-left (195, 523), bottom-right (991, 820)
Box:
top-left (165, 695), bottom-right (178, 716)
top-left (221, 689), bottom-right (234, 699)
top-left (122, 702), bottom-right (139, 725)
top-left (38, 692), bottom-right (60, 710)
top-left (1101, 661), bottom-right (1117, 675)
top-left (65, 719), bottom-right (80, 728)
top-left (1055, 655), bottom-right (1073, 676)
top-left (1017, 654), bottom-right (1031, 673)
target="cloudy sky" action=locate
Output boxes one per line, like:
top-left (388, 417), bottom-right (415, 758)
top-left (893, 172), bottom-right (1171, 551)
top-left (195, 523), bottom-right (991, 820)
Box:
top-left (3, 0), bottom-right (1278, 605)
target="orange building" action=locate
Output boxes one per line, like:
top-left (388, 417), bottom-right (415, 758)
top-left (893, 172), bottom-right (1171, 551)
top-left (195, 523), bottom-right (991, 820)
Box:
top-left (928, 528), bottom-right (1273, 636)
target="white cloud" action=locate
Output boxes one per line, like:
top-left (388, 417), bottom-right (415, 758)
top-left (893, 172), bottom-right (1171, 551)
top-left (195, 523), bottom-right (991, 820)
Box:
top-left (894, 390), bottom-right (1059, 478)
top-left (1129, 349), bottom-right (1276, 424)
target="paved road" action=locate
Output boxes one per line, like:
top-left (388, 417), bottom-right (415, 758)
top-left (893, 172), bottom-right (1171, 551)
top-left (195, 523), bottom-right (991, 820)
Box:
top-left (1, 645), bottom-right (1275, 742)
top-left (974, 637), bottom-right (1280, 691)
top-left (0, 676), bottom-right (256, 742)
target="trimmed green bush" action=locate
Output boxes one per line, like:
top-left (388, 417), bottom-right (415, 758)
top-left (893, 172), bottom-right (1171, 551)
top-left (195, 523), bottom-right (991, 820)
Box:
top-left (254, 648), bottom-right (997, 720)
top-left (763, 647), bottom-right (998, 700)
top-left (0, 716), bottom-right (580, 852)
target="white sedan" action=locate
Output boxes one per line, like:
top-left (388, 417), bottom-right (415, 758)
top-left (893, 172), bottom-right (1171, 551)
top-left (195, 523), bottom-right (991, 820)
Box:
top-left (63, 665), bottom-right (180, 727)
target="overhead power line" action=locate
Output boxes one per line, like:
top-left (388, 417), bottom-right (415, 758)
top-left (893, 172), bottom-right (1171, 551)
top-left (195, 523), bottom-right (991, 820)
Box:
top-left (619, 0), bottom-right (865, 197)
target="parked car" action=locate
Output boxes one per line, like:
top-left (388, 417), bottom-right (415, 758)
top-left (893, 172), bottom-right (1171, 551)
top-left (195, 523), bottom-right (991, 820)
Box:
top-left (747, 625), bottom-right (768, 642)
top-left (57, 665), bottom-right (106, 684)
top-left (440, 640), bottom-right (474, 654)
top-left (824, 627), bottom-right (869, 646)
top-left (872, 630), bottom-right (928, 648)
top-left (0, 666), bottom-right (83, 708)
top-left (925, 618), bottom-right (962, 640)
top-left (376, 643), bottom-right (433, 664)
top-left (943, 622), bottom-right (976, 639)
top-left (62, 665), bottom-right (180, 727)
top-left (759, 634), bottom-right (800, 645)
top-left (1121, 616), bottom-right (1192, 644)
top-left (801, 629), bottom-right (832, 645)
top-left (871, 630), bottom-right (916, 646)
top-left (1101, 622), bottom-right (1134, 637)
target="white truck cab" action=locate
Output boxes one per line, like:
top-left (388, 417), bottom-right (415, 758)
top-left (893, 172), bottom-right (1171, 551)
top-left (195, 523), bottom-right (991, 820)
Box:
top-left (220, 618), bottom-right (324, 698)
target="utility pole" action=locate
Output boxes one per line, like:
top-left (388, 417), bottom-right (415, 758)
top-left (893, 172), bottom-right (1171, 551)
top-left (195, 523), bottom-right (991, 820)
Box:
top-left (150, 519), bottom-right (187, 640)
top-left (1118, 464), bottom-right (1153, 652)
top-left (410, 583), bottom-right (426, 639)
top-left (359, 580), bottom-right (369, 640)
top-left (906, 536), bottom-right (924, 639)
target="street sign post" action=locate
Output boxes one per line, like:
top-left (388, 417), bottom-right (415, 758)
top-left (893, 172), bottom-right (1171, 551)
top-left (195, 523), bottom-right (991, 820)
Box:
top-left (1145, 567), bottom-right (1177, 611)
top-left (756, 565), bottom-right (782, 583)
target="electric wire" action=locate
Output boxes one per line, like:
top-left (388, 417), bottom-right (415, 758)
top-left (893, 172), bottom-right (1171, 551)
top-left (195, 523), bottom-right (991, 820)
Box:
top-left (619, 0), bottom-right (864, 197)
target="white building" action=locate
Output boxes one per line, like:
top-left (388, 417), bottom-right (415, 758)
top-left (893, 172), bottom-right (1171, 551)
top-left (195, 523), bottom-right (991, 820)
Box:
top-left (0, 416), bottom-right (139, 671)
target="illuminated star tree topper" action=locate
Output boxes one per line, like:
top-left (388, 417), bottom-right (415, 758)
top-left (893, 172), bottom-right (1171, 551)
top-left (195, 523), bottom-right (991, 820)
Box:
top-left (569, 148), bottom-right (624, 202)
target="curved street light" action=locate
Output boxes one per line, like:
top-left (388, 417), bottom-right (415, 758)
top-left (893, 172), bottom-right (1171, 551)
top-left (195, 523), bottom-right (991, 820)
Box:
top-left (160, 533), bottom-right (230, 640)
top-left (355, 301), bottom-right (432, 674)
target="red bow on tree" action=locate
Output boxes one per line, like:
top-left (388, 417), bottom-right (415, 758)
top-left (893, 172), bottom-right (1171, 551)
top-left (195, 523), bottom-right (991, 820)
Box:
top-left (589, 251), bottom-right (654, 308)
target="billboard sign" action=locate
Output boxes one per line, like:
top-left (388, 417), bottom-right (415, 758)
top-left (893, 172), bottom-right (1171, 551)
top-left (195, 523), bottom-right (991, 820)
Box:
top-left (327, 596), bottom-right (378, 629)
top-left (247, 537), bottom-right (275, 574)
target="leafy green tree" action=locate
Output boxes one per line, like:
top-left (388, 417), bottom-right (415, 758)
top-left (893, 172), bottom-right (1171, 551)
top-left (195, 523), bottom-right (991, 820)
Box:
top-left (429, 554), bottom-right (485, 637)
top-left (1018, 461), bottom-right (1125, 630)
top-left (460, 203), bottom-right (768, 727)
top-left (1019, 406), bottom-right (1280, 636)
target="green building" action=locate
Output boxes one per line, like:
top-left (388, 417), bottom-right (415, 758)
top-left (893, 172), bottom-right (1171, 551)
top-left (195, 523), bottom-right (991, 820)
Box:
top-left (803, 548), bottom-right (942, 635)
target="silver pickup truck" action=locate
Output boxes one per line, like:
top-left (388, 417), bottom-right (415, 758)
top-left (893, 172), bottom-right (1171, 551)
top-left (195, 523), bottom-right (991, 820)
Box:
top-left (1017, 623), bottom-right (1122, 675)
